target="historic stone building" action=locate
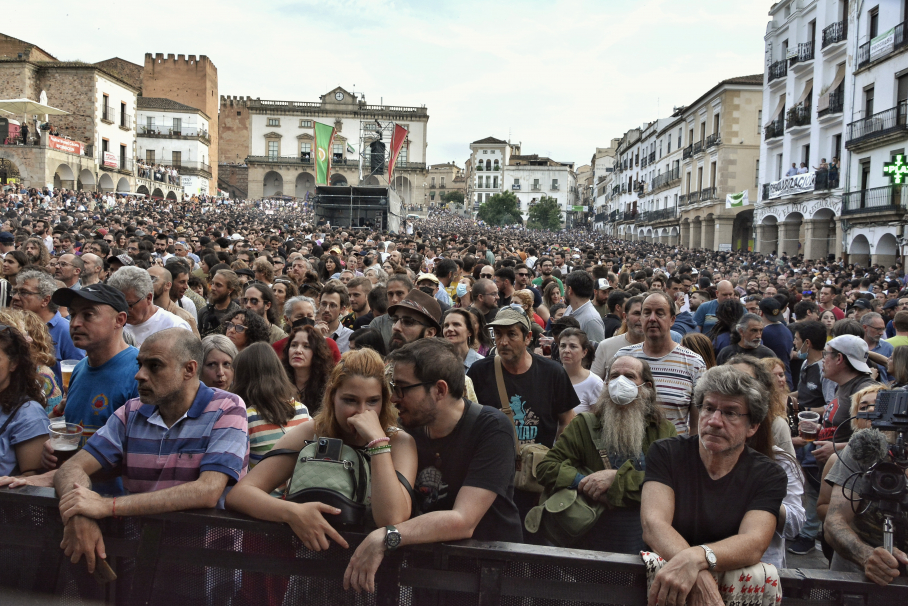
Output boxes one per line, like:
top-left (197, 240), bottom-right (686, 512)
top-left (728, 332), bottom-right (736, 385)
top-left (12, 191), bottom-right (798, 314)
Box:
top-left (426, 161), bottom-right (464, 207)
top-left (219, 87), bottom-right (429, 204)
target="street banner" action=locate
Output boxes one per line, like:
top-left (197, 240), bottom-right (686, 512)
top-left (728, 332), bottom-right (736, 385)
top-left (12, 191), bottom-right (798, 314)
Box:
top-left (388, 123), bottom-right (408, 183)
top-left (313, 121), bottom-right (336, 185)
top-left (726, 190), bottom-right (749, 209)
top-left (103, 151), bottom-right (118, 168)
top-left (48, 135), bottom-right (84, 155)
top-left (768, 172), bottom-right (815, 199)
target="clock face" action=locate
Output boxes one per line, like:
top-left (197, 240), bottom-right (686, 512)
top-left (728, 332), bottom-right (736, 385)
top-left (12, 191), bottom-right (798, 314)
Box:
top-left (335, 92), bottom-right (344, 101)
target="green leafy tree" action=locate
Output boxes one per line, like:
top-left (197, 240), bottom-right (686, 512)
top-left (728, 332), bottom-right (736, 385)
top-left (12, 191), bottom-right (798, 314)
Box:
top-left (476, 191), bottom-right (522, 225)
top-left (527, 196), bottom-right (562, 231)
top-left (440, 190), bottom-right (464, 206)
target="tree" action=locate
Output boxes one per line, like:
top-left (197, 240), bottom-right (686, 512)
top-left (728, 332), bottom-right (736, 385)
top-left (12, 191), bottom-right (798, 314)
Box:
top-left (527, 196), bottom-right (563, 231)
top-left (476, 191), bottom-right (522, 225)
top-left (440, 190), bottom-right (464, 206)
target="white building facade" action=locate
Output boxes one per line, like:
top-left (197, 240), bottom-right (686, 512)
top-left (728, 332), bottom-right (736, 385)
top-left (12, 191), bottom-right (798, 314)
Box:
top-left (468, 136), bottom-right (520, 210)
top-left (504, 156), bottom-right (579, 224)
top-left (95, 73), bottom-right (137, 194)
top-left (137, 98), bottom-right (210, 196)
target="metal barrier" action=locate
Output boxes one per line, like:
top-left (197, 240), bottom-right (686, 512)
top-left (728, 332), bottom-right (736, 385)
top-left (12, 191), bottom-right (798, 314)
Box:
top-left (0, 486), bottom-right (906, 605)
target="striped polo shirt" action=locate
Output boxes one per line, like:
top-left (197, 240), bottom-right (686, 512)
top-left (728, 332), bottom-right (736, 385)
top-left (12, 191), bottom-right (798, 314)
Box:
top-left (612, 343), bottom-right (706, 436)
top-left (247, 401), bottom-right (310, 468)
top-left (84, 385), bottom-right (249, 496)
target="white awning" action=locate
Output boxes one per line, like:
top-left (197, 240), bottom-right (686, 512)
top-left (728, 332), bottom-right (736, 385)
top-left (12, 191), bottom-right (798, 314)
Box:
top-left (796, 79), bottom-right (814, 105)
top-left (771, 93), bottom-right (787, 120)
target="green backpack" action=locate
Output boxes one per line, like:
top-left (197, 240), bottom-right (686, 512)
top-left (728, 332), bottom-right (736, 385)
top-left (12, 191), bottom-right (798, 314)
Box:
top-left (265, 437), bottom-right (371, 527)
top-left (524, 413), bottom-right (606, 547)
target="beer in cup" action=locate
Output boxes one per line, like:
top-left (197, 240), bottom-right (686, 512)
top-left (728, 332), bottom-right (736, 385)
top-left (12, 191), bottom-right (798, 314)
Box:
top-left (60, 360), bottom-right (79, 391)
top-left (48, 422), bottom-right (82, 465)
top-left (798, 411), bottom-right (821, 442)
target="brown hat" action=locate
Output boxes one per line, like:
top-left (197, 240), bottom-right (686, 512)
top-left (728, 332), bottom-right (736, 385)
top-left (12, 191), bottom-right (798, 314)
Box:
top-left (387, 288), bottom-right (442, 333)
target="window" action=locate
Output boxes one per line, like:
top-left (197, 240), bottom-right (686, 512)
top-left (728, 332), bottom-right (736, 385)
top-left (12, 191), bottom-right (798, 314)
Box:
top-left (120, 103), bottom-right (127, 128)
top-left (514, 178), bottom-right (520, 186)
top-left (120, 144), bottom-right (127, 167)
top-left (299, 120), bottom-right (312, 127)
top-left (440, 176), bottom-right (445, 187)
top-left (709, 162), bottom-right (717, 186)
top-left (333, 143), bottom-right (343, 155)
top-left (399, 146), bottom-right (408, 163)
top-left (697, 166), bottom-right (703, 191)
top-left (483, 150), bottom-right (488, 154)
top-left (758, 110), bottom-right (762, 132)
top-left (755, 159), bottom-right (760, 188)
top-left (430, 192), bottom-right (436, 200)
top-left (237, 111), bottom-right (241, 116)
top-left (677, 128), bottom-right (682, 148)
top-left (145, 150), bottom-right (155, 163)
top-left (172, 118), bottom-right (182, 135)
top-left (832, 134), bottom-right (842, 161)
top-left (171, 151), bottom-right (182, 166)
top-left (267, 118), bottom-right (280, 127)
top-left (552, 179), bottom-right (559, 190)
top-left (493, 176), bottom-right (498, 188)
top-left (102, 95), bottom-right (110, 121)
top-left (667, 137), bottom-right (671, 153)
top-left (477, 177), bottom-right (483, 188)
top-left (864, 86), bottom-right (875, 117)
top-left (300, 142), bottom-right (311, 160)
top-left (870, 8), bottom-right (879, 39)
top-left (699, 122), bottom-right (706, 142)
top-left (101, 139), bottom-right (109, 154)
top-left (146, 116), bottom-right (154, 129)
top-left (485, 176), bottom-right (491, 188)
top-left (268, 141), bottom-right (279, 159)
top-left (713, 113), bottom-right (719, 134)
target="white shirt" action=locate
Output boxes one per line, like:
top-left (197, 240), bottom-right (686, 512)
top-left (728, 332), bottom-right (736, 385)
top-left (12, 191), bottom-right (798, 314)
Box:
top-left (124, 307), bottom-right (191, 346)
top-left (332, 325), bottom-right (354, 353)
top-left (571, 372), bottom-right (604, 414)
top-left (179, 296), bottom-right (197, 320)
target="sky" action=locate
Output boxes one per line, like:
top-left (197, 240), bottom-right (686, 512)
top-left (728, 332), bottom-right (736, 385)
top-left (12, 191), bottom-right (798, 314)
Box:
top-left (21, 0), bottom-right (773, 168)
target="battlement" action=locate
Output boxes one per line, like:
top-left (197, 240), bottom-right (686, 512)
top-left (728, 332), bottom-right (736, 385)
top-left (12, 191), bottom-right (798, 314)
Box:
top-left (144, 53), bottom-right (217, 72)
top-left (220, 95), bottom-right (254, 108)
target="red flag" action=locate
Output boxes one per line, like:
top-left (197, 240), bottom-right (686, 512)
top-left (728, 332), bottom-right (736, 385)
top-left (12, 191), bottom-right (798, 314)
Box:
top-left (388, 123), bottom-right (408, 183)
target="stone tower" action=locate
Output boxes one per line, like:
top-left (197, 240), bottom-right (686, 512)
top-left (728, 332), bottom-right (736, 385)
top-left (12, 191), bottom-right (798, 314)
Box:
top-left (142, 53), bottom-right (218, 191)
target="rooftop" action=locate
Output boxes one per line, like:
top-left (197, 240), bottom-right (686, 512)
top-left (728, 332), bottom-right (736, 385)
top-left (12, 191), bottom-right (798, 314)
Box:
top-left (137, 97), bottom-right (210, 118)
top-left (472, 136), bottom-right (507, 145)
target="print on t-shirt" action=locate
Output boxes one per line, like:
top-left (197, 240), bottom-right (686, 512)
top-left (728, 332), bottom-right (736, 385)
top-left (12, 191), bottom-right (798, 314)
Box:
top-left (511, 394), bottom-right (539, 443)
top-left (416, 465), bottom-right (447, 508)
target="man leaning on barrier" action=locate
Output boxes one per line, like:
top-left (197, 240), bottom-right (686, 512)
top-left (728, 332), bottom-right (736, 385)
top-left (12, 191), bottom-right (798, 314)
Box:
top-left (52, 328), bottom-right (249, 573)
top-left (640, 365), bottom-right (787, 606)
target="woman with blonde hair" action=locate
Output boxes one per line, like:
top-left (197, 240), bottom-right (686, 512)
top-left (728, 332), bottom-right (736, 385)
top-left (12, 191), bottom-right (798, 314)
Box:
top-left (226, 348), bottom-right (417, 551)
top-left (513, 289), bottom-right (545, 329)
top-left (0, 309), bottom-right (62, 416)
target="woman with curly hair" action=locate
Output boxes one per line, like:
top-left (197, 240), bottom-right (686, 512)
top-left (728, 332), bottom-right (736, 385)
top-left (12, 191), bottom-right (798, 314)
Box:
top-left (0, 324), bottom-right (49, 477)
top-left (281, 324), bottom-right (335, 416)
top-left (23, 237), bottom-right (50, 268)
top-left (0, 309), bottom-right (62, 416)
top-left (222, 309), bottom-right (270, 352)
top-left (226, 348), bottom-right (416, 551)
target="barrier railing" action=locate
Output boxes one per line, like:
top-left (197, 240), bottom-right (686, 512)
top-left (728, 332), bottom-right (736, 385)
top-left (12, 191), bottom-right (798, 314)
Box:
top-left (0, 487), bottom-right (905, 605)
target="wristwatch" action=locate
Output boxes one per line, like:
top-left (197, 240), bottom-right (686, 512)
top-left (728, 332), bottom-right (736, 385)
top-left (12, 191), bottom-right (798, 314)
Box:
top-left (700, 544), bottom-right (717, 571)
top-left (384, 525), bottom-right (402, 551)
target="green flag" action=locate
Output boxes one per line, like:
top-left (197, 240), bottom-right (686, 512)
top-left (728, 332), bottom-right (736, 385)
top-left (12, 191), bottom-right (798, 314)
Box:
top-left (313, 121), bottom-right (336, 185)
top-left (725, 191), bottom-right (749, 209)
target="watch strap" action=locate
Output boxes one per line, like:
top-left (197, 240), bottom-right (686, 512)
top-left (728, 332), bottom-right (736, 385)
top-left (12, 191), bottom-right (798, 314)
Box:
top-left (699, 544), bottom-right (716, 570)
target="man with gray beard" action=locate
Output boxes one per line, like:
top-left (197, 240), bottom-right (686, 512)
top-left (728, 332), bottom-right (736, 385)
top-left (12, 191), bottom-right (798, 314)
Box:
top-left (534, 355), bottom-right (676, 552)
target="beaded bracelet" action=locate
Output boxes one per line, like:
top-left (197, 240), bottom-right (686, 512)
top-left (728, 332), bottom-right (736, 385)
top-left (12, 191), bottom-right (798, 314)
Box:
top-left (367, 445), bottom-right (392, 456)
top-left (365, 437), bottom-right (390, 449)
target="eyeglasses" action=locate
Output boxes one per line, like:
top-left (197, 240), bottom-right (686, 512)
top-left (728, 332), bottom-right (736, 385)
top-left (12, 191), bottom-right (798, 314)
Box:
top-left (11, 289), bottom-right (39, 297)
top-left (388, 379), bottom-right (432, 398)
top-left (390, 315), bottom-right (428, 328)
top-left (516, 272), bottom-right (530, 277)
top-left (695, 404), bottom-right (750, 422)
top-left (241, 297), bottom-right (261, 306)
top-left (822, 350), bottom-right (840, 359)
top-left (225, 323), bottom-right (247, 333)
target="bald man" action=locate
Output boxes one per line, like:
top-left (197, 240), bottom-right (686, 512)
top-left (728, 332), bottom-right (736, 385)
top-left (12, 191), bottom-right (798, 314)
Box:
top-left (148, 265), bottom-right (200, 338)
top-left (79, 253), bottom-right (104, 286)
top-left (693, 280), bottom-right (737, 334)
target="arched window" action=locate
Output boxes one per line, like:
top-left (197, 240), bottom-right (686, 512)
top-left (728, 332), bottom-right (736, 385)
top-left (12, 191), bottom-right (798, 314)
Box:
top-left (486, 159), bottom-right (491, 170)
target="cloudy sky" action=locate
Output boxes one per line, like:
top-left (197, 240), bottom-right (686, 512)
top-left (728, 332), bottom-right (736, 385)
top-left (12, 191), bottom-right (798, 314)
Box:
top-left (24, 0), bottom-right (772, 168)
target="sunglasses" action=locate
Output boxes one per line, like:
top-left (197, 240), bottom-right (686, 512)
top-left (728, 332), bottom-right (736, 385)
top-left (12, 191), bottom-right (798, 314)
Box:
top-left (225, 322), bottom-right (247, 333)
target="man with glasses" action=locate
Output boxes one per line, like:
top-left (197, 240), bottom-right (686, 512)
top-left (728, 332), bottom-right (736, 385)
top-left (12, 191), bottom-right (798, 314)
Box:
top-left (54, 253), bottom-right (84, 290)
top-left (513, 263), bottom-right (547, 322)
top-left (316, 280), bottom-right (352, 353)
top-left (13, 269), bottom-right (84, 387)
top-left (470, 278), bottom-right (499, 324)
top-left (812, 335), bottom-right (877, 468)
top-left (860, 312), bottom-right (892, 384)
top-left (387, 288), bottom-right (441, 352)
top-left (641, 365), bottom-right (787, 606)
top-left (107, 267), bottom-right (190, 347)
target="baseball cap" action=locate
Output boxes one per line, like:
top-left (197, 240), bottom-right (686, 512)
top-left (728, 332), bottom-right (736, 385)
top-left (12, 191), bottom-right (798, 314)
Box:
top-left (0, 232), bottom-right (14, 244)
top-left (387, 289), bottom-right (442, 332)
top-left (827, 335), bottom-right (872, 374)
top-left (884, 298), bottom-right (900, 310)
top-left (758, 297), bottom-right (782, 318)
top-left (416, 272), bottom-right (439, 285)
top-left (597, 278), bottom-right (612, 291)
top-left (852, 298), bottom-right (873, 310)
top-left (236, 268), bottom-right (255, 278)
top-left (52, 283), bottom-right (129, 314)
top-left (487, 306), bottom-right (531, 332)
top-left (110, 254), bottom-right (134, 266)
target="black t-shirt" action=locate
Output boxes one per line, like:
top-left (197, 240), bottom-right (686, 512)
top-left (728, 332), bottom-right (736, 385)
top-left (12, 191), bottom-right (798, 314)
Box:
top-left (715, 343), bottom-right (778, 365)
top-left (411, 401), bottom-right (523, 543)
top-left (643, 436), bottom-right (787, 546)
top-left (797, 359), bottom-right (825, 410)
top-left (467, 354), bottom-right (579, 448)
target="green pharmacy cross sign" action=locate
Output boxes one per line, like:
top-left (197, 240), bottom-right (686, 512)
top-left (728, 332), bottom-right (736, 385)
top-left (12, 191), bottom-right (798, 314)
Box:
top-left (883, 154), bottom-right (908, 184)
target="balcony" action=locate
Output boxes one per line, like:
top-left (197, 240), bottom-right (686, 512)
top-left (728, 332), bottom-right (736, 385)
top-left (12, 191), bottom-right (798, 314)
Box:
top-left (648, 151), bottom-right (655, 163)
top-left (551, 183), bottom-right (560, 190)
top-left (841, 185), bottom-right (906, 216)
top-left (846, 101), bottom-right (908, 150)
top-left (651, 166), bottom-right (681, 191)
top-left (822, 21), bottom-right (847, 49)
top-left (98, 153), bottom-right (133, 174)
top-left (641, 156), bottom-right (648, 168)
top-left (475, 165), bottom-right (483, 171)
top-left (160, 159), bottom-right (212, 177)
top-left (101, 104), bottom-right (114, 124)
top-left (785, 104), bottom-right (811, 130)
top-left (700, 186), bottom-right (716, 201)
top-left (531, 183), bottom-right (541, 191)
top-left (764, 117), bottom-right (784, 140)
top-left (817, 86), bottom-right (844, 119)
top-left (688, 190), bottom-right (701, 203)
top-left (762, 183), bottom-right (770, 201)
top-left (248, 155), bottom-right (314, 165)
top-left (119, 112), bottom-right (132, 130)
top-left (692, 140), bottom-right (703, 155)
top-left (138, 124), bottom-right (211, 144)
top-left (857, 21), bottom-right (908, 70)
top-left (789, 41), bottom-right (815, 68)
top-left (705, 133), bottom-right (721, 148)
top-left (768, 59), bottom-right (787, 83)
top-left (679, 193), bottom-right (687, 205)
top-left (682, 144), bottom-right (693, 160)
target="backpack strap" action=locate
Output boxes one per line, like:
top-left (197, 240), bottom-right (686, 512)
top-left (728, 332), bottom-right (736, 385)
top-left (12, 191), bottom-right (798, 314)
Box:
top-left (494, 356), bottom-right (521, 459)
top-left (579, 412), bottom-right (611, 471)
top-left (259, 447), bottom-right (300, 461)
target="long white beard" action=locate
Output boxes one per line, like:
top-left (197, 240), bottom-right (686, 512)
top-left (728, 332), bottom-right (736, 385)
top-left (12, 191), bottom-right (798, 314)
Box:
top-left (598, 389), bottom-right (652, 456)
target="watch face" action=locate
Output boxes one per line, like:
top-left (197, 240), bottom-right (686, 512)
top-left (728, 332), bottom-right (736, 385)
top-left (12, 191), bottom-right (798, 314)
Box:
top-left (386, 528), bottom-right (401, 549)
top-left (335, 92), bottom-right (344, 101)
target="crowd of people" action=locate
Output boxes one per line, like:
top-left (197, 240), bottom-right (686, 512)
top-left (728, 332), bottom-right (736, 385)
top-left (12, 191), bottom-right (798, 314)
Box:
top-left (135, 161), bottom-right (181, 185)
top-left (0, 187), bottom-right (904, 601)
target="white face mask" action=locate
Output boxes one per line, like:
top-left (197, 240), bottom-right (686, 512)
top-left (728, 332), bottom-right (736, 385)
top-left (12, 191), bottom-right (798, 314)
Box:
top-left (608, 375), bottom-right (639, 406)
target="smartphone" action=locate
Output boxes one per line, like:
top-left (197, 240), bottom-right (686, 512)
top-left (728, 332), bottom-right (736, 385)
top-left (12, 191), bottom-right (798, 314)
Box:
top-left (316, 437), bottom-right (344, 461)
top-left (487, 325), bottom-right (496, 345)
